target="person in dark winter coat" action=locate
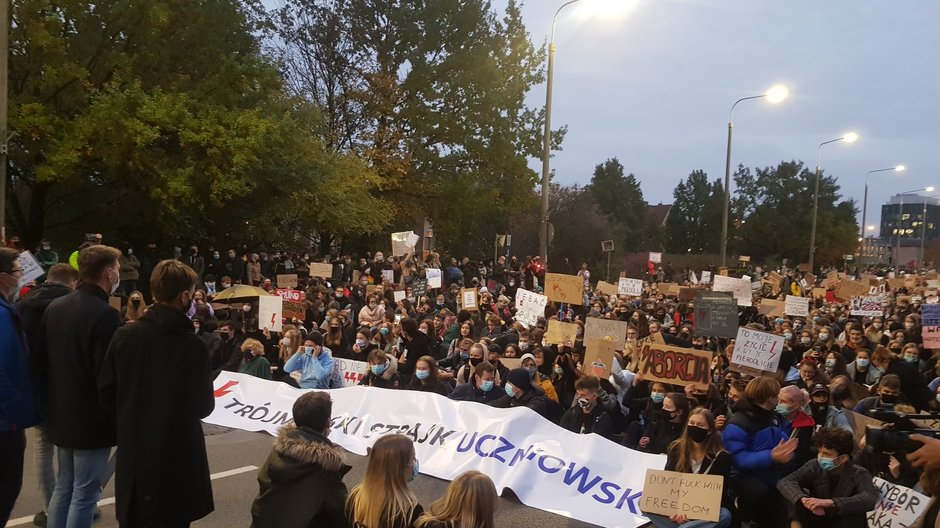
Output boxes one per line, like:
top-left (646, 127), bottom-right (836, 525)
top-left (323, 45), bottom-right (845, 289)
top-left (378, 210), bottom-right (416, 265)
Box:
top-left (38, 245), bottom-right (124, 527)
top-left (99, 259), bottom-right (215, 527)
top-left (449, 361), bottom-right (502, 404)
top-left (560, 376), bottom-right (614, 439)
top-left (360, 350), bottom-right (403, 389)
top-left (488, 368), bottom-right (552, 420)
top-left (638, 392), bottom-right (690, 455)
top-left (398, 317), bottom-right (431, 379)
top-left (406, 356), bottom-right (452, 396)
top-left (251, 392), bottom-right (350, 528)
top-left (778, 427), bottom-right (879, 528)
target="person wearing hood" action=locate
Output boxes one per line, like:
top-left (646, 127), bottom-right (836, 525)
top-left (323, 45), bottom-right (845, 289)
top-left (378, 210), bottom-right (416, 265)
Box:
top-left (14, 263), bottom-right (77, 525)
top-left (251, 391), bottom-right (350, 528)
top-left (488, 368), bottom-right (552, 419)
top-left (398, 317), bottom-right (430, 379)
top-left (521, 351), bottom-right (559, 403)
top-left (722, 376), bottom-right (796, 527)
top-left (99, 259), bottom-right (215, 528)
top-left (283, 332), bottom-right (334, 390)
top-left (360, 349), bottom-right (403, 389)
top-left (777, 385), bottom-right (817, 476)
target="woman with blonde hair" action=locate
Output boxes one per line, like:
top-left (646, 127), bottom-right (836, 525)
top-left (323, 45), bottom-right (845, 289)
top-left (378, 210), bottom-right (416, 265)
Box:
top-left (275, 326), bottom-right (301, 376)
top-left (124, 290), bottom-right (147, 323)
top-left (347, 434), bottom-right (423, 528)
top-left (415, 471), bottom-right (497, 528)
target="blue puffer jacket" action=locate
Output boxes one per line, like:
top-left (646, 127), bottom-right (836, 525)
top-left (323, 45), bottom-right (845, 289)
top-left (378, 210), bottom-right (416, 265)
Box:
top-left (0, 297), bottom-right (41, 431)
top-left (722, 399), bottom-right (788, 488)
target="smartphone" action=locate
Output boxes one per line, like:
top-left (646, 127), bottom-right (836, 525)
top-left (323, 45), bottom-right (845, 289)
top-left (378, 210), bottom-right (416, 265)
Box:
top-left (395, 313), bottom-right (402, 323)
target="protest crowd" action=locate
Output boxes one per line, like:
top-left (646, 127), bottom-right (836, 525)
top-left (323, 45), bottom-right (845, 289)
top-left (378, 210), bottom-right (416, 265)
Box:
top-left (7, 234), bottom-right (940, 528)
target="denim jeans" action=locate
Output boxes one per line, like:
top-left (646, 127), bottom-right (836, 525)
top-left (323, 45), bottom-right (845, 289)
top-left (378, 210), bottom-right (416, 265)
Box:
top-left (46, 446), bottom-right (111, 528)
top-left (32, 424), bottom-right (56, 509)
top-left (646, 507), bottom-right (733, 528)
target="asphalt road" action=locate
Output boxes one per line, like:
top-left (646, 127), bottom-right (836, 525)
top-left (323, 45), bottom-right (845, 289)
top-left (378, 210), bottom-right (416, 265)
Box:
top-left (7, 424), bottom-right (600, 528)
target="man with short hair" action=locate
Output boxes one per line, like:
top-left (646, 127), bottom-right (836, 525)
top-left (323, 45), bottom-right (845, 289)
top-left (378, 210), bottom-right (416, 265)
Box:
top-left (40, 245), bottom-right (124, 528)
top-left (100, 259), bottom-right (214, 527)
top-left (448, 361), bottom-right (502, 404)
top-left (560, 375), bottom-right (614, 439)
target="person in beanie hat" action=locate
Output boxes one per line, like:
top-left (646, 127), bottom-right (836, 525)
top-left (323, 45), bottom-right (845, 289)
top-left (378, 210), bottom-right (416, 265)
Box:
top-left (284, 331), bottom-right (335, 389)
top-left (251, 392), bottom-right (350, 528)
top-left (488, 368), bottom-right (552, 419)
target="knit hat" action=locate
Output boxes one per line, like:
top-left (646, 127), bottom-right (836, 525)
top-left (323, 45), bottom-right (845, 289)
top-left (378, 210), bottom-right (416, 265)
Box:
top-left (506, 368), bottom-right (534, 393)
top-left (520, 353), bottom-right (536, 364)
top-left (306, 331), bottom-right (324, 346)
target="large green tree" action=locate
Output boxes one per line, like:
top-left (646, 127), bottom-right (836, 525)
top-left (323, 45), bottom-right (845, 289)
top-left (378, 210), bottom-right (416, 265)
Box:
top-left (265, 0), bottom-right (560, 257)
top-left (730, 160), bottom-right (858, 265)
top-left (665, 170), bottom-right (724, 254)
top-left (588, 157), bottom-right (654, 252)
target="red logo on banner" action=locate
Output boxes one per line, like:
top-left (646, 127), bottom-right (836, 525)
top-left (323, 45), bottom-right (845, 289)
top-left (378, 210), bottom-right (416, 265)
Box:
top-left (214, 380), bottom-right (239, 398)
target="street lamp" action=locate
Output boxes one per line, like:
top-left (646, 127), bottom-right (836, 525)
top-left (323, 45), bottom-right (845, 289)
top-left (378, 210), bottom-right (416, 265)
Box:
top-left (720, 84), bottom-right (789, 267)
top-left (539, 0), bottom-right (630, 264)
top-left (860, 164), bottom-right (905, 257)
top-left (896, 186), bottom-right (934, 273)
top-left (808, 132), bottom-right (858, 271)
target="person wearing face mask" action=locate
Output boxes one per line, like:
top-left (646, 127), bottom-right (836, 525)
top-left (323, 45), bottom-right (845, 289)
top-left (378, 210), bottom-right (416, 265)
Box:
top-left (346, 434), bottom-right (423, 528)
top-left (99, 259), bottom-right (215, 528)
top-left (903, 315), bottom-right (924, 348)
top-left (405, 356), bottom-right (452, 396)
top-left (559, 376), bottom-right (614, 440)
top-left (357, 294), bottom-right (385, 328)
top-left (360, 349), bottom-right (402, 389)
top-left (777, 427), bottom-right (878, 528)
top-left (283, 332), bottom-right (335, 389)
top-left (854, 374), bottom-right (905, 414)
top-left (638, 392), bottom-right (690, 455)
top-left (483, 343), bottom-right (511, 386)
top-left (398, 317), bottom-right (429, 379)
top-left (776, 385), bottom-right (816, 475)
top-left (34, 246), bottom-right (124, 528)
top-left (822, 351), bottom-right (847, 379)
top-left (238, 338), bottom-right (273, 380)
top-left (449, 362), bottom-right (502, 404)
top-left (864, 317), bottom-right (890, 347)
top-left (844, 348), bottom-right (883, 387)
top-left (520, 352), bottom-right (559, 403)
top-left (722, 376), bottom-right (796, 527)
top-left (644, 408), bottom-right (733, 528)
top-left (870, 344), bottom-right (932, 411)
top-left (488, 368), bottom-right (552, 419)
top-left (807, 384), bottom-right (851, 434)
top-left (901, 342), bottom-right (927, 373)
top-left (454, 343), bottom-right (488, 385)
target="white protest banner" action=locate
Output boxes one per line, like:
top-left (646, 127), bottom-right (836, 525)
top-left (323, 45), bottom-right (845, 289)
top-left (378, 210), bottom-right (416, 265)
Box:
top-left (641, 469), bottom-right (723, 522)
top-left (257, 295), bottom-right (283, 332)
top-left (850, 295), bottom-right (883, 317)
top-left (711, 275), bottom-right (752, 306)
top-left (649, 252), bottom-right (662, 264)
top-left (206, 372), bottom-right (665, 528)
top-left (515, 288), bottom-right (548, 328)
top-left (426, 268), bottom-right (442, 289)
top-left (701, 271), bottom-right (712, 284)
top-left (731, 327), bottom-right (784, 374)
top-left (784, 295), bottom-right (809, 316)
top-left (618, 278), bottom-right (644, 297)
top-left (16, 250), bottom-right (44, 287)
top-left (867, 478), bottom-right (928, 528)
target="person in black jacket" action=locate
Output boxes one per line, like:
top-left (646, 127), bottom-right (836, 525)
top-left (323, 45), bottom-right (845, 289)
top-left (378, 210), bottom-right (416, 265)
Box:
top-left (251, 391), bottom-right (350, 528)
top-left (639, 392), bottom-right (690, 455)
top-left (560, 376), bottom-right (614, 439)
top-left (488, 368), bottom-right (552, 420)
top-left (38, 245), bottom-right (124, 527)
top-left (99, 259), bottom-right (215, 527)
top-left (449, 361), bottom-right (502, 404)
top-left (360, 350), bottom-right (403, 389)
top-left (14, 263), bottom-right (77, 525)
top-left (406, 356), bottom-right (452, 396)
top-left (398, 317), bottom-right (430, 379)
top-left (872, 345), bottom-right (932, 411)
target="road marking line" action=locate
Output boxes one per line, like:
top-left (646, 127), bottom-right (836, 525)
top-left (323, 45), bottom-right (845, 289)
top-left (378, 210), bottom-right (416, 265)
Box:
top-left (5, 465), bottom-right (258, 527)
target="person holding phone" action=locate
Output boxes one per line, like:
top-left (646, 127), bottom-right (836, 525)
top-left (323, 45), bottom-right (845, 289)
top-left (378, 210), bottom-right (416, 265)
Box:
top-left (283, 332), bottom-right (335, 389)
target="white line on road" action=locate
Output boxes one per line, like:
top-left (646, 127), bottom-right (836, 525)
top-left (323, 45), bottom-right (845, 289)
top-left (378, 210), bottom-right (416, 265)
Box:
top-left (5, 465), bottom-right (258, 527)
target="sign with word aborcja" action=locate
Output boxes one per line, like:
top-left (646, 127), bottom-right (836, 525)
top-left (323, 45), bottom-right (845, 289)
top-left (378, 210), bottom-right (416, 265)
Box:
top-left (641, 469), bottom-right (723, 522)
top-left (731, 327), bottom-right (784, 374)
top-left (205, 372), bottom-right (666, 528)
top-left (635, 344), bottom-right (711, 388)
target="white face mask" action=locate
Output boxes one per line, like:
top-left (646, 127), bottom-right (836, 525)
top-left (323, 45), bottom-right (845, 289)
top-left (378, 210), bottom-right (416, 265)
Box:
top-left (109, 267), bottom-right (121, 295)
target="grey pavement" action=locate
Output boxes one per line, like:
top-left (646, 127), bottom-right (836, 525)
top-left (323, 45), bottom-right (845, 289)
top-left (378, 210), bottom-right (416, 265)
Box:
top-left (7, 424), bottom-right (601, 528)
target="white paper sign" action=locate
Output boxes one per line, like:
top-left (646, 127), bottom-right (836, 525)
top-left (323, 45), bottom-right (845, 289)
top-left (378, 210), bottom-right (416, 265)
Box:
top-left (731, 327), bottom-right (784, 373)
top-left (712, 275), bottom-right (752, 306)
top-left (381, 269), bottom-right (395, 284)
top-left (689, 271), bottom-right (699, 285)
top-left (515, 288), bottom-right (548, 328)
top-left (701, 271), bottom-right (712, 284)
top-left (205, 372), bottom-right (664, 528)
top-left (867, 478), bottom-right (928, 528)
top-left (393, 290), bottom-right (406, 303)
top-left (618, 278), bottom-right (644, 297)
top-left (649, 252), bottom-right (662, 263)
top-left (16, 250), bottom-right (45, 287)
top-left (257, 295), bottom-right (283, 333)
top-left (784, 295), bottom-right (809, 316)
top-left (390, 231), bottom-right (418, 256)
top-left (426, 268), bottom-right (443, 289)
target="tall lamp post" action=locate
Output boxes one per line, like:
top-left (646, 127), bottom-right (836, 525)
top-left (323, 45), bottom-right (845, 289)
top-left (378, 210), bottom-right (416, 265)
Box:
top-left (720, 85), bottom-right (789, 267)
top-left (896, 187), bottom-right (934, 273)
top-left (808, 132), bottom-right (858, 271)
top-left (861, 165), bottom-right (905, 259)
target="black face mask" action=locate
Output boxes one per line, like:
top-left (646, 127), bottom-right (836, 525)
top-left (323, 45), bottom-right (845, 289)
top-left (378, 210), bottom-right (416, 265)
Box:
top-left (687, 425), bottom-right (709, 444)
top-left (881, 394), bottom-right (898, 405)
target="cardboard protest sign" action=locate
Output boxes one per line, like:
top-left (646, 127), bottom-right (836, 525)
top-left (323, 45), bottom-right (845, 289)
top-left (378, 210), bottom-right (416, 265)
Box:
top-left (850, 295), bottom-right (883, 317)
top-left (618, 277), bottom-right (644, 296)
top-left (545, 273), bottom-right (584, 304)
top-left (282, 300), bottom-right (305, 321)
top-left (711, 275), bottom-right (752, 306)
top-left (866, 478), bottom-right (929, 528)
top-left (276, 274), bottom-right (298, 289)
top-left (500, 358), bottom-right (523, 371)
top-left (596, 281), bottom-right (618, 296)
top-left (309, 262), bottom-right (333, 278)
top-left (393, 290), bottom-right (406, 303)
top-left (258, 295), bottom-right (283, 332)
top-left (545, 320), bottom-right (579, 346)
top-left (584, 339), bottom-right (616, 378)
top-left (460, 288), bottom-right (478, 311)
top-left (16, 250), bottom-right (44, 287)
top-left (108, 296), bottom-right (122, 312)
top-left (923, 304), bottom-right (940, 349)
top-left (797, 263), bottom-right (811, 272)
top-left (656, 283), bottom-right (681, 297)
top-left (515, 288), bottom-right (548, 328)
top-left (758, 299), bottom-right (786, 317)
top-left (836, 279), bottom-right (870, 300)
top-left (678, 287), bottom-right (697, 302)
top-left (731, 327), bottom-right (785, 375)
top-left (693, 294), bottom-right (738, 338)
top-left (812, 287), bottom-right (827, 299)
top-left (635, 343), bottom-right (711, 388)
top-left (826, 271), bottom-right (839, 289)
top-left (649, 252), bottom-right (662, 263)
top-left (843, 410), bottom-right (884, 444)
top-left (426, 268), bottom-right (442, 289)
top-left (700, 271), bottom-right (712, 284)
top-left (641, 469), bottom-right (723, 522)
top-left (785, 295), bottom-right (809, 316)
top-left (803, 272), bottom-right (816, 287)
top-left (584, 317), bottom-right (630, 351)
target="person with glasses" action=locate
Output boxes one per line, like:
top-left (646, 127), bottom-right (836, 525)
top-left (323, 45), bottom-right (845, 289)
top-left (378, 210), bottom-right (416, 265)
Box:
top-left (0, 248), bottom-right (42, 526)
